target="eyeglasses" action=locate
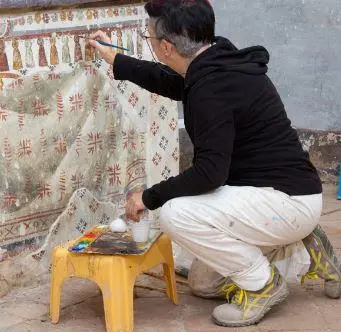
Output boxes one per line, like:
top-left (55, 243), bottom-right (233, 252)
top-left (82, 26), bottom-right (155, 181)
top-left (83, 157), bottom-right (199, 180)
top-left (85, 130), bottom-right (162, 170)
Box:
top-left (140, 28), bottom-right (160, 63)
top-left (140, 28), bottom-right (160, 41)
top-left (140, 28), bottom-right (174, 43)
top-left (139, 28), bottom-right (179, 77)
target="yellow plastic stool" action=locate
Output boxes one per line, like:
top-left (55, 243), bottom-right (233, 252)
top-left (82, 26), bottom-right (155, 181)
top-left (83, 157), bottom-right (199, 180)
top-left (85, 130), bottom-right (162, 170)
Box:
top-left (50, 233), bottom-right (178, 332)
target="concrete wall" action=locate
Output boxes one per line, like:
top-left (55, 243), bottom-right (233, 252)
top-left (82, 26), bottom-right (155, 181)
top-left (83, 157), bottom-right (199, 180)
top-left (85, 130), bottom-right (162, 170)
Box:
top-left (211, 0), bottom-right (341, 131)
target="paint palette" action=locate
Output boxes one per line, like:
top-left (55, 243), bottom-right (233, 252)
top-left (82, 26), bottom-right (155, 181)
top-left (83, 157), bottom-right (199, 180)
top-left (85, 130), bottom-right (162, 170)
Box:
top-left (69, 226), bottom-right (105, 253)
top-left (69, 225), bottom-right (160, 256)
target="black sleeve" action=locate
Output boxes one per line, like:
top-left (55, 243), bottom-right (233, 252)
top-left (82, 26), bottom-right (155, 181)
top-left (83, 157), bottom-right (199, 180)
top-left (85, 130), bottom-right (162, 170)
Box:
top-left (113, 54), bottom-right (184, 101)
top-left (142, 80), bottom-right (235, 210)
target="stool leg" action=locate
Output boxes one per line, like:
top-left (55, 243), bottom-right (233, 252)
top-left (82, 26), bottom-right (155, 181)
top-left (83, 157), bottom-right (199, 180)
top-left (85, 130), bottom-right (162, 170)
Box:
top-left (163, 262), bottom-right (178, 305)
top-left (99, 264), bottom-right (135, 332)
top-left (50, 250), bottom-right (68, 323)
top-left (161, 240), bottom-right (179, 305)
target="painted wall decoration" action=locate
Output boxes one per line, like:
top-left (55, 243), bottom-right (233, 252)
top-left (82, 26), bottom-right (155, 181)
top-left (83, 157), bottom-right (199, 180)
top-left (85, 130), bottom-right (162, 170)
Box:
top-left (0, 4), bottom-right (178, 271)
top-left (0, 0), bottom-right (115, 9)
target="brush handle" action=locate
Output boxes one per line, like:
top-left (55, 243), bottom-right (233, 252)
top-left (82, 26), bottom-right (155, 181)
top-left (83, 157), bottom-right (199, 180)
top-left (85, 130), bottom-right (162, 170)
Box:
top-left (78, 36), bottom-right (129, 52)
top-left (97, 40), bottom-right (129, 52)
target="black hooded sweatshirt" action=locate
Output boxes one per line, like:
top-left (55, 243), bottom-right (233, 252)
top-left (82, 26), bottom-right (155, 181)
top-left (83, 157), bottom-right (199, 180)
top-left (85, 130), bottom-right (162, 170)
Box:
top-left (113, 36), bottom-right (322, 210)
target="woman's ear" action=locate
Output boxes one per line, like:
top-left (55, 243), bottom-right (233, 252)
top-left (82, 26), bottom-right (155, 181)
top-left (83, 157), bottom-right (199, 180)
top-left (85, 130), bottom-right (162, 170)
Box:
top-left (160, 39), bottom-right (173, 57)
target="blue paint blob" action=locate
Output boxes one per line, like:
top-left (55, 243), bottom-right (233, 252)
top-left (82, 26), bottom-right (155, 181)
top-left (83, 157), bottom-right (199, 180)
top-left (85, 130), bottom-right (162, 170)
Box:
top-left (71, 246), bottom-right (83, 252)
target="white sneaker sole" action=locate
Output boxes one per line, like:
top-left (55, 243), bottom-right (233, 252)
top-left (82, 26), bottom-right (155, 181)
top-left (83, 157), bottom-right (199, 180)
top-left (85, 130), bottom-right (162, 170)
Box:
top-left (212, 281), bottom-right (289, 327)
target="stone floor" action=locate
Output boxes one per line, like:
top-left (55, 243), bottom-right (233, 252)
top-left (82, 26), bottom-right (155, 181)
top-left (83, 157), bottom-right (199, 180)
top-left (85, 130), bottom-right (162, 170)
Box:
top-left (0, 184), bottom-right (340, 332)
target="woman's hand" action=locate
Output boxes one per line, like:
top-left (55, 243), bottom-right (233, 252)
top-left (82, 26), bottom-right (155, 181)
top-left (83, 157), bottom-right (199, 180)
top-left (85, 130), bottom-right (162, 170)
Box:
top-left (125, 189), bottom-right (146, 222)
top-left (89, 30), bottom-right (117, 65)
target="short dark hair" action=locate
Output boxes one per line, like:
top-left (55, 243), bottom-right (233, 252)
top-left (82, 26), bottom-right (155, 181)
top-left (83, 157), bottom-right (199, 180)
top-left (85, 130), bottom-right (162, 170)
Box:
top-left (144, 0), bottom-right (215, 45)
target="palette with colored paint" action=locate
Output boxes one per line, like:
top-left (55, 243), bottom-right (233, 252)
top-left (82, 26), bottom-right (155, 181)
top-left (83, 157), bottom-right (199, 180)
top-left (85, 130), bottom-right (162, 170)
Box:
top-left (69, 225), bottom-right (160, 256)
top-left (70, 226), bottom-right (106, 253)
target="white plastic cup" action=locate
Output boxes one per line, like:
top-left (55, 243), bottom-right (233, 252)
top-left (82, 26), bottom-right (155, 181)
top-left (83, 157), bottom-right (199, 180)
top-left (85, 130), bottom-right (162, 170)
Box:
top-left (129, 219), bottom-right (152, 243)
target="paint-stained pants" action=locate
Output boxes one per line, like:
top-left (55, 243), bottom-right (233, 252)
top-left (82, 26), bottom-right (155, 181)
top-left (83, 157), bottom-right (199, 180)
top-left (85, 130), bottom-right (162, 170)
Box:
top-left (159, 186), bottom-right (322, 291)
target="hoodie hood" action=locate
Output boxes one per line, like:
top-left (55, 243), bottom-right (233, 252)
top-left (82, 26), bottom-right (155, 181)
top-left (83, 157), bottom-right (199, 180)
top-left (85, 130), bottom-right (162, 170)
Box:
top-left (185, 36), bottom-right (270, 88)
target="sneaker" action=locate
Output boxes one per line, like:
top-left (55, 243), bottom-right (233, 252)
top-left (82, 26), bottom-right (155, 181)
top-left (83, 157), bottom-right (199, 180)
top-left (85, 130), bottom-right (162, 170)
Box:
top-left (188, 258), bottom-right (228, 299)
top-left (302, 225), bottom-right (341, 299)
top-left (212, 267), bottom-right (289, 327)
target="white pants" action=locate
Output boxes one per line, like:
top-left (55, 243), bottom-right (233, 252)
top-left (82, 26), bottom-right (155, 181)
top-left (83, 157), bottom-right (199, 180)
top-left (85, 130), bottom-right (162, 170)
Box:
top-left (160, 186), bottom-right (322, 291)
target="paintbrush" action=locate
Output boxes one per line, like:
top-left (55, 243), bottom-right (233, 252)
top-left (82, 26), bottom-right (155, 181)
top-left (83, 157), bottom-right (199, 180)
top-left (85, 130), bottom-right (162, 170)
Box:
top-left (78, 35), bottom-right (129, 52)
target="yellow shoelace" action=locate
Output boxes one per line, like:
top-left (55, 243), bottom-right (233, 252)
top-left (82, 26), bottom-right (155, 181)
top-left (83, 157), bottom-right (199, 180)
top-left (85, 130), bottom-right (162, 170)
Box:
top-left (221, 283), bottom-right (238, 302)
top-left (221, 269), bottom-right (275, 319)
top-left (301, 248), bottom-right (339, 284)
top-left (301, 271), bottom-right (319, 285)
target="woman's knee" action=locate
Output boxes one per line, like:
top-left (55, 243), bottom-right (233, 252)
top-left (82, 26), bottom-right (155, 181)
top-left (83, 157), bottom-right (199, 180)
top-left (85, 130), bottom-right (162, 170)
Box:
top-left (159, 198), bottom-right (184, 234)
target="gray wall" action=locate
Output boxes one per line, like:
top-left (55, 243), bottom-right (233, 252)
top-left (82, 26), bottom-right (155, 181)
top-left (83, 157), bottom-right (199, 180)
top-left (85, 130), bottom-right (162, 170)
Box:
top-left (211, 0), bottom-right (341, 131)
